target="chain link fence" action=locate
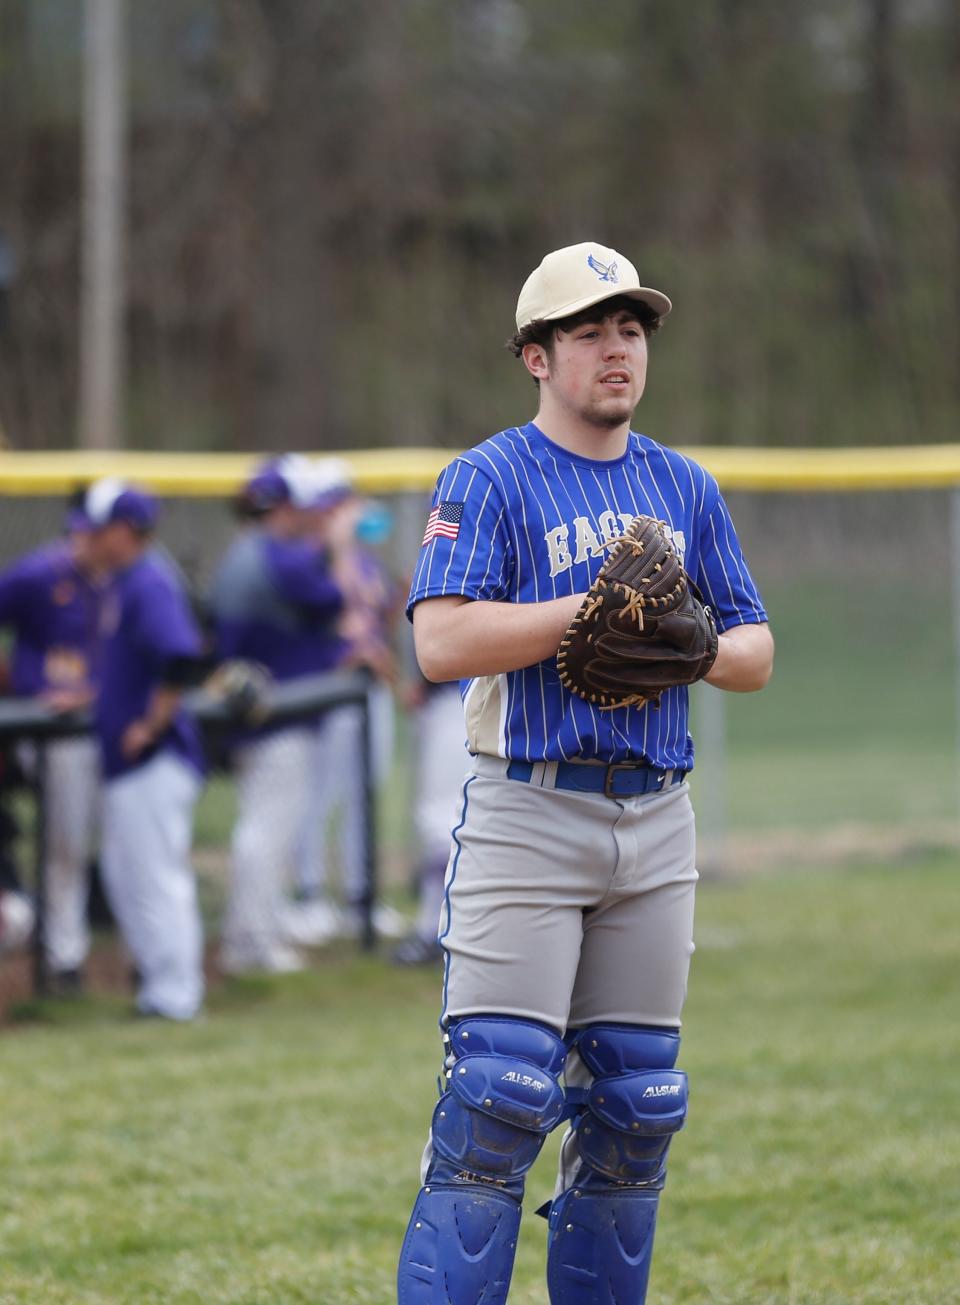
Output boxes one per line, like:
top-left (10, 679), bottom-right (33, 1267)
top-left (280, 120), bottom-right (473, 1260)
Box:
top-left (0, 478), bottom-right (954, 1010)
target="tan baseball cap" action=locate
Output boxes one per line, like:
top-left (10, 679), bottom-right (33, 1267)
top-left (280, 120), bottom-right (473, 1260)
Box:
top-left (515, 242), bottom-right (672, 331)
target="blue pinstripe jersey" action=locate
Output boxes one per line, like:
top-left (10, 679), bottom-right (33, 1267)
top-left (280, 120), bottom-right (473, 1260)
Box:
top-left (408, 421), bottom-right (767, 769)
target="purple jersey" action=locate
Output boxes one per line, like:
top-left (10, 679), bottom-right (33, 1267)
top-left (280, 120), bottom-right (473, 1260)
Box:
top-left (95, 550), bottom-right (205, 781)
top-left (408, 422), bottom-right (767, 770)
top-left (209, 531), bottom-right (344, 679)
top-left (0, 540), bottom-right (103, 697)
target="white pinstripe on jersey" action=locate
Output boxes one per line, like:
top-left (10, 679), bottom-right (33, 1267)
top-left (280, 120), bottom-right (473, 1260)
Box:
top-left (408, 421), bottom-right (767, 769)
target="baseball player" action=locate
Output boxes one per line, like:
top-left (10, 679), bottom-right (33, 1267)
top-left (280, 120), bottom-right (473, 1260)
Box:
top-left (397, 242), bottom-right (774, 1303)
top-left (295, 462), bottom-right (406, 941)
top-left (0, 508), bottom-right (106, 988)
top-left (80, 478), bottom-right (207, 1021)
top-left (209, 455), bottom-right (349, 974)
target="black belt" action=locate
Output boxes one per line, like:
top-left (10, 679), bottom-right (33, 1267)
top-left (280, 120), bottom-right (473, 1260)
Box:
top-left (505, 759), bottom-right (687, 799)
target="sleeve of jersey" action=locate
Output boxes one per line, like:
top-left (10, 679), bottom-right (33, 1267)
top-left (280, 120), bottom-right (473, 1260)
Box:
top-left (135, 575), bottom-right (203, 663)
top-left (406, 459), bottom-right (511, 619)
top-left (694, 475), bottom-right (768, 633)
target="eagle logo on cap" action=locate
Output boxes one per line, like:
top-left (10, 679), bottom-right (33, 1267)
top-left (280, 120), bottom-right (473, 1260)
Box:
top-left (587, 252), bottom-right (619, 283)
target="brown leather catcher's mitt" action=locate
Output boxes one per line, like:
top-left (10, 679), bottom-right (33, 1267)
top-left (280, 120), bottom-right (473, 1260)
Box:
top-left (556, 515), bottom-right (719, 710)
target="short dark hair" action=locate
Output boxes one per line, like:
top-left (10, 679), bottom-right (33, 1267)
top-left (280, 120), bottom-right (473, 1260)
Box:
top-left (506, 294), bottom-right (662, 361)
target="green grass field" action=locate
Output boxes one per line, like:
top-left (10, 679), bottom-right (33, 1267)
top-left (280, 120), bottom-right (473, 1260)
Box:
top-left (1, 854), bottom-right (958, 1304)
top-left (690, 579), bottom-right (957, 835)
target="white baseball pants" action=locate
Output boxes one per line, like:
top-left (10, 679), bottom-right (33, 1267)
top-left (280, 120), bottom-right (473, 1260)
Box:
top-left (23, 737), bottom-right (101, 972)
top-left (222, 726), bottom-right (315, 963)
top-left (100, 750), bottom-right (204, 1020)
top-left (412, 684), bottom-right (469, 940)
top-left (296, 683), bottom-right (395, 904)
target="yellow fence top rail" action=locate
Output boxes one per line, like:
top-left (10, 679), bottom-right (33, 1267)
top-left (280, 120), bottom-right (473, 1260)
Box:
top-left (0, 445), bottom-right (958, 495)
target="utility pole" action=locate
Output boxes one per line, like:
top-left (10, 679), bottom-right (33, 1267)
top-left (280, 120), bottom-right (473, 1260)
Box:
top-left (78, 0), bottom-right (127, 449)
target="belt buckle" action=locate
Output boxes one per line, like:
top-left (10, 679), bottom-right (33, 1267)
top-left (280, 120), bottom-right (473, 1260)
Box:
top-left (603, 763), bottom-right (638, 799)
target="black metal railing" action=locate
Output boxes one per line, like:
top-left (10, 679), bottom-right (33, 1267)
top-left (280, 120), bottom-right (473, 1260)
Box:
top-left (0, 667), bottom-right (378, 997)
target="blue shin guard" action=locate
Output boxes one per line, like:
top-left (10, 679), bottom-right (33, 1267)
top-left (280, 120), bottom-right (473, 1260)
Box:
top-left (399, 1184), bottom-right (521, 1304)
top-left (546, 1025), bottom-right (687, 1304)
top-left (398, 1016), bottom-right (566, 1304)
top-left (547, 1185), bottom-right (663, 1302)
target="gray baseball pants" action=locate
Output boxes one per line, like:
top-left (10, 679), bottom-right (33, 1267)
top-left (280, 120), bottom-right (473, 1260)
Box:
top-left (439, 753), bottom-right (698, 1033)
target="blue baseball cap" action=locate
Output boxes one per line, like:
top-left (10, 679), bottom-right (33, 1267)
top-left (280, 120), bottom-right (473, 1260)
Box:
top-left (70, 477), bottom-right (159, 532)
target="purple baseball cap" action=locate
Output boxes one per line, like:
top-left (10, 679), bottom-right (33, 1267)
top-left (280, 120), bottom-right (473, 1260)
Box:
top-left (70, 477), bottom-right (159, 532)
top-left (242, 454), bottom-right (318, 512)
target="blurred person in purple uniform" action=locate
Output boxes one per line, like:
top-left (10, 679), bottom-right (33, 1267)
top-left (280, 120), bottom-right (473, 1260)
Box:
top-left (78, 478), bottom-right (207, 1020)
top-left (293, 460), bottom-right (406, 943)
top-left (0, 503), bottom-right (108, 990)
top-left (208, 455), bottom-right (351, 974)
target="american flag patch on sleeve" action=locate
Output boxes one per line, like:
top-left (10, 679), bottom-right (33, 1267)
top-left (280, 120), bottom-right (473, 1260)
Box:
top-left (422, 501), bottom-right (464, 546)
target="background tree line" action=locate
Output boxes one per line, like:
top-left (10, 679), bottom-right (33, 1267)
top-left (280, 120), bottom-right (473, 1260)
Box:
top-left (0, 0), bottom-right (957, 453)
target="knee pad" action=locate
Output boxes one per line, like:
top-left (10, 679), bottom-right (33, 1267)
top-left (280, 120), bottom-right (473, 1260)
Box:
top-left (572, 1023), bottom-right (687, 1186)
top-left (545, 1025), bottom-right (688, 1305)
top-left (428, 1016), bottom-right (567, 1191)
top-left (399, 1017), bottom-right (566, 1304)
